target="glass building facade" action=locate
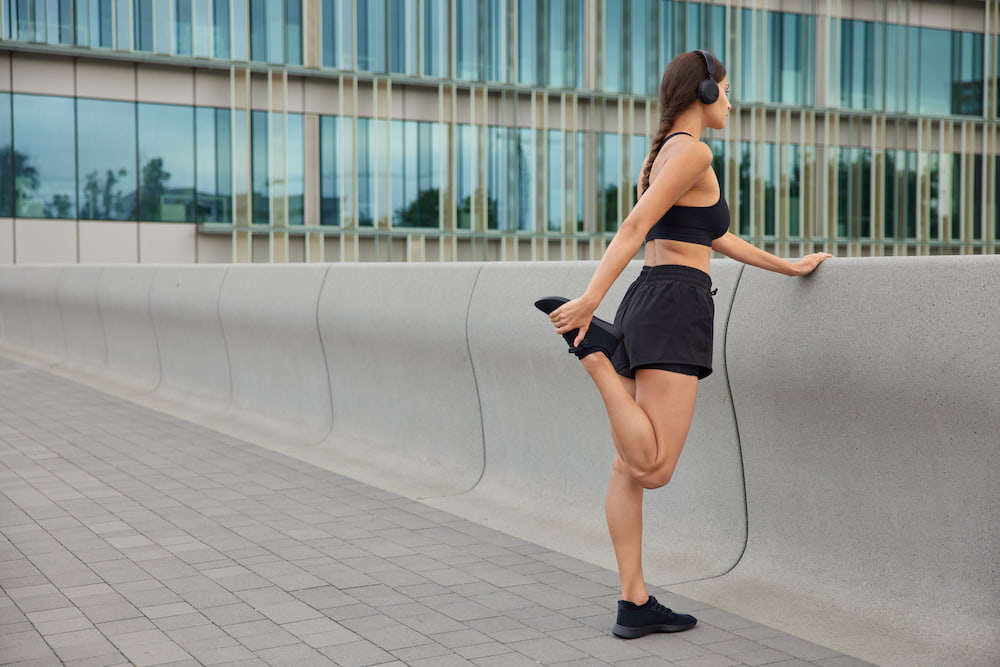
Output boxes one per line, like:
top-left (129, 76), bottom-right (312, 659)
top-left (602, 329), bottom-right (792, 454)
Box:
top-left (0, 0), bottom-right (997, 263)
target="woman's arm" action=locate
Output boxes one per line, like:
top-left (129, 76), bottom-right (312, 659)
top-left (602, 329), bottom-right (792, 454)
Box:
top-left (551, 142), bottom-right (715, 345)
top-left (711, 232), bottom-right (832, 276)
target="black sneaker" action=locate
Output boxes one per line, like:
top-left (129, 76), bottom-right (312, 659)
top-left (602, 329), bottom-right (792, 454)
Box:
top-left (612, 596), bottom-right (697, 638)
top-left (534, 296), bottom-right (624, 360)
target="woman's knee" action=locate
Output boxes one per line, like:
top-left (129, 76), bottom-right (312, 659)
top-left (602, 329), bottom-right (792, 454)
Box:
top-left (635, 464), bottom-right (674, 490)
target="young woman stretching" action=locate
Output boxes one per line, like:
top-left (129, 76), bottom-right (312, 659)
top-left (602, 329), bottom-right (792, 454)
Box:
top-left (536, 50), bottom-right (832, 639)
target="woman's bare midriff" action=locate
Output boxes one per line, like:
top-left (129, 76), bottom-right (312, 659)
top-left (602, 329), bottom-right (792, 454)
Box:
top-left (643, 238), bottom-right (712, 275)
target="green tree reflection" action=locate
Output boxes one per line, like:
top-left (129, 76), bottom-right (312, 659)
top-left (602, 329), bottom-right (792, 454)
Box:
top-left (0, 146), bottom-right (39, 216)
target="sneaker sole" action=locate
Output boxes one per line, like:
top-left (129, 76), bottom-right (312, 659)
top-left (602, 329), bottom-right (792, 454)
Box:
top-left (612, 620), bottom-right (697, 638)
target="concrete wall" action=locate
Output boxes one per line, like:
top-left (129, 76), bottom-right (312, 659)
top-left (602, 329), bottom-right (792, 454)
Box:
top-left (0, 257), bottom-right (996, 667)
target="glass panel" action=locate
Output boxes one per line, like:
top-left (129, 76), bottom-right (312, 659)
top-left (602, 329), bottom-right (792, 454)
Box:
top-left (546, 130), bottom-right (562, 231)
top-left (629, 0), bottom-right (656, 95)
top-left (518, 0), bottom-right (538, 86)
top-left (839, 19), bottom-right (874, 109)
top-left (787, 144), bottom-right (801, 237)
top-left (516, 127), bottom-right (534, 231)
top-left (912, 27), bottom-right (951, 115)
top-left (455, 2), bottom-right (479, 81)
top-left (422, 0), bottom-right (447, 77)
top-left (768, 11), bottom-right (814, 105)
top-left (319, 116), bottom-right (336, 224)
top-left (836, 147), bottom-right (870, 239)
top-left (393, 120), bottom-right (443, 228)
top-left (176, 0), bottom-right (193, 55)
top-left (951, 30), bottom-right (983, 115)
top-left (548, 0), bottom-right (584, 89)
top-left (357, 117), bottom-right (374, 226)
top-left (77, 98), bottom-right (136, 220)
top-left (762, 143), bottom-right (775, 236)
top-left (114, 0), bottom-right (131, 49)
top-left (285, 0), bottom-right (302, 65)
top-left (0, 93), bottom-right (11, 217)
top-left (135, 0), bottom-right (154, 51)
top-left (884, 149), bottom-right (914, 240)
top-left (598, 133), bottom-right (619, 233)
top-left (195, 106), bottom-right (232, 223)
top-left (484, 0), bottom-right (505, 82)
top-left (357, 0), bottom-right (386, 73)
top-left (322, 0), bottom-right (352, 69)
top-left (192, 0), bottom-right (212, 57)
top-left (455, 124), bottom-right (475, 229)
top-left (574, 133), bottom-right (584, 232)
top-left (76, 0), bottom-right (114, 48)
top-left (250, 109), bottom-right (268, 224)
top-left (213, 0), bottom-right (231, 59)
top-left (738, 141), bottom-right (750, 235)
top-left (231, 0), bottom-right (247, 59)
top-left (137, 103), bottom-right (195, 222)
top-left (12, 95), bottom-right (76, 219)
top-left (388, 0), bottom-right (416, 75)
top-left (248, 0), bottom-right (268, 62)
top-left (630, 134), bottom-right (645, 209)
top-left (603, 1), bottom-right (623, 92)
top-left (287, 113), bottom-right (304, 225)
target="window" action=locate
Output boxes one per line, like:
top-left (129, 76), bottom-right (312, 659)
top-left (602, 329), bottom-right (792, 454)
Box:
top-left (838, 20), bottom-right (983, 116)
top-left (321, 0), bottom-right (353, 69)
top-left (392, 120), bottom-right (444, 228)
top-left (77, 98), bottom-right (136, 220)
top-left (195, 107), bottom-right (232, 223)
top-left (250, 0), bottom-right (301, 65)
top-left (138, 103), bottom-right (195, 222)
top-left (0, 93), bottom-right (12, 217)
top-left (12, 95), bottom-right (76, 219)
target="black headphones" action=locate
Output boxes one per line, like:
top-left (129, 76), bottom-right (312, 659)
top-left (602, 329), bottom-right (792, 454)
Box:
top-left (693, 50), bottom-right (719, 104)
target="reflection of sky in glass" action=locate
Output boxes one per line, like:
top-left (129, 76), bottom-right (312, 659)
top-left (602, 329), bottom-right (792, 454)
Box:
top-left (138, 103), bottom-right (195, 190)
top-left (12, 94), bottom-right (76, 216)
top-left (77, 98), bottom-right (136, 219)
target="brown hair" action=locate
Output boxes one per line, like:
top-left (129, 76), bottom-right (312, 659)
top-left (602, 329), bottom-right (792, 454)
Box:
top-left (639, 51), bottom-right (727, 193)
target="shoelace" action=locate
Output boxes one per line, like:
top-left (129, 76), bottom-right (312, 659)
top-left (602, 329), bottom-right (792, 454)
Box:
top-left (648, 597), bottom-right (674, 617)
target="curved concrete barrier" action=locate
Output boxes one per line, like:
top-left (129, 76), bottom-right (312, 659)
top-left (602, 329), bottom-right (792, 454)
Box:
top-left (148, 265), bottom-right (231, 408)
top-left (464, 259), bottom-right (747, 583)
top-left (56, 266), bottom-right (107, 369)
top-left (218, 264), bottom-right (333, 441)
top-left (96, 266), bottom-right (160, 391)
top-left (0, 266), bottom-right (34, 348)
top-left (20, 266), bottom-right (65, 358)
top-left (316, 263), bottom-right (485, 496)
top-left (675, 256), bottom-right (999, 665)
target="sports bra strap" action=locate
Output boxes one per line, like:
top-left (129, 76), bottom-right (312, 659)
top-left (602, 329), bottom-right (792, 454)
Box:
top-left (664, 131), bottom-right (693, 141)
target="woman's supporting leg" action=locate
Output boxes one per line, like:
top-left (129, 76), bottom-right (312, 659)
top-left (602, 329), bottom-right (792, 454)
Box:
top-left (582, 353), bottom-right (698, 488)
top-left (607, 453), bottom-right (648, 603)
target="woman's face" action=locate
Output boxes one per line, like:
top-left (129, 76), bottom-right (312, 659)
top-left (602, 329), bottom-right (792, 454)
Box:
top-left (706, 77), bottom-right (731, 130)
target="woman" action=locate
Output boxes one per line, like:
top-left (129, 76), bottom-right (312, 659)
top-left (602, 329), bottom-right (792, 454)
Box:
top-left (536, 50), bottom-right (832, 639)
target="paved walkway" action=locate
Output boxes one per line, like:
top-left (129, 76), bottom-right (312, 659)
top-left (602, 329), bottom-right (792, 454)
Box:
top-left (0, 355), bottom-right (872, 667)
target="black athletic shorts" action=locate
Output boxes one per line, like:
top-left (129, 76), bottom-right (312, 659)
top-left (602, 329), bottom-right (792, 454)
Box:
top-left (610, 265), bottom-right (715, 380)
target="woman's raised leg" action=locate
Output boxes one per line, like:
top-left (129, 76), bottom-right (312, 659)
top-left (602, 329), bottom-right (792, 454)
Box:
top-left (581, 353), bottom-right (698, 488)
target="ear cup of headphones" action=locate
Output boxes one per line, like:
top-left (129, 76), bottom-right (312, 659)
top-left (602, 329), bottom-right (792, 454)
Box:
top-left (697, 78), bottom-right (719, 104)
top-left (692, 50), bottom-right (720, 104)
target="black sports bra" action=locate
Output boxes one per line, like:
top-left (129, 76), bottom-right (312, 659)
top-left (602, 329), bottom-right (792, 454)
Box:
top-left (643, 132), bottom-right (731, 247)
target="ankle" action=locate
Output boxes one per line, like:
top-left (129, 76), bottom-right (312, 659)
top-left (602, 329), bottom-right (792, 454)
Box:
top-left (621, 591), bottom-right (649, 606)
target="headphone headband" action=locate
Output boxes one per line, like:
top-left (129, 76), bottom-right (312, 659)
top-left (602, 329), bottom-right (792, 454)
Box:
top-left (692, 50), bottom-right (720, 104)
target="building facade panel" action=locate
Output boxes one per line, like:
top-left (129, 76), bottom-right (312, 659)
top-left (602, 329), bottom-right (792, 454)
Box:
top-left (0, 0), bottom-right (997, 263)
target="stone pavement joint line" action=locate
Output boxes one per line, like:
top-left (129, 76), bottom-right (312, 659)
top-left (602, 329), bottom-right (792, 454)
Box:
top-left (0, 355), bottom-right (872, 666)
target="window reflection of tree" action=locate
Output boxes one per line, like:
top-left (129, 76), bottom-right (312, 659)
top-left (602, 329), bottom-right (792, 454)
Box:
top-left (0, 146), bottom-right (38, 216)
top-left (81, 168), bottom-right (129, 220)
